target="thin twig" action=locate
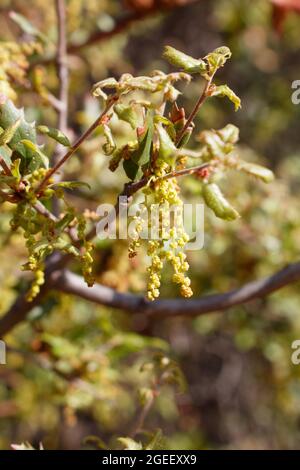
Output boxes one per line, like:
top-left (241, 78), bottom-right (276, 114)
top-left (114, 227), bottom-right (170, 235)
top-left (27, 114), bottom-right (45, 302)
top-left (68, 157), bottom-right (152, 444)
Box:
top-left (130, 392), bottom-right (156, 439)
top-left (36, 96), bottom-right (118, 195)
top-left (83, 163), bottom-right (212, 243)
top-left (33, 201), bottom-right (78, 243)
top-left (33, 201), bottom-right (58, 223)
top-left (45, 92), bottom-right (66, 113)
top-left (175, 76), bottom-right (214, 146)
top-left (162, 162), bottom-right (211, 180)
top-left (0, 155), bottom-right (12, 176)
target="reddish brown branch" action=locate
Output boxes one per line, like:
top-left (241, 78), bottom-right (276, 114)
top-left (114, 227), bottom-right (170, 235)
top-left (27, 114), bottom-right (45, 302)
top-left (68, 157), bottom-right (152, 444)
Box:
top-left (67, 10), bottom-right (157, 55)
top-left (34, 1), bottom-right (199, 64)
top-left (0, 155), bottom-right (12, 176)
top-left (67, 2), bottom-right (199, 55)
top-left (175, 76), bottom-right (214, 146)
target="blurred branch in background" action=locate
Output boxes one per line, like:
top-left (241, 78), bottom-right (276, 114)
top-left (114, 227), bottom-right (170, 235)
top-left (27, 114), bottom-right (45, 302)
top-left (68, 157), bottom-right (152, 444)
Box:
top-left (271, 0), bottom-right (300, 32)
top-left (52, 0), bottom-right (69, 215)
top-left (34, 0), bottom-right (199, 62)
top-left (54, 0), bottom-right (68, 140)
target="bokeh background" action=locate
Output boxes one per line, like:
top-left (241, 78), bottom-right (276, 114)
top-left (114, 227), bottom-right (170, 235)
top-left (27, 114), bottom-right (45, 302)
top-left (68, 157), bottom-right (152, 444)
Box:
top-left (1, 0), bottom-right (300, 449)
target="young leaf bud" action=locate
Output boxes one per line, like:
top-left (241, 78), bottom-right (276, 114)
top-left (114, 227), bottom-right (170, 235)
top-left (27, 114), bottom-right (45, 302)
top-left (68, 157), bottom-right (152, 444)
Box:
top-left (237, 162), bottom-right (274, 183)
top-left (163, 46), bottom-right (206, 74)
top-left (203, 183), bottom-right (240, 221)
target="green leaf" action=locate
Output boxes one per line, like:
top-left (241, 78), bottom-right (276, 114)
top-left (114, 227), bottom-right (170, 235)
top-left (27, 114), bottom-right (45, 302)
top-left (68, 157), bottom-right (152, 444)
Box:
top-left (205, 46), bottom-right (232, 74)
top-left (198, 130), bottom-right (224, 159)
top-left (37, 125), bottom-right (71, 147)
top-left (92, 78), bottom-right (118, 99)
top-left (163, 46), bottom-right (206, 74)
top-left (108, 333), bottom-right (168, 359)
top-left (157, 124), bottom-right (177, 166)
top-left (10, 159), bottom-right (21, 182)
top-left (9, 11), bottom-right (48, 43)
top-left (164, 84), bottom-right (181, 102)
top-left (0, 97), bottom-right (47, 173)
top-left (83, 436), bottom-right (108, 450)
top-left (154, 115), bottom-right (176, 140)
top-left (211, 84), bottom-right (241, 111)
top-left (123, 159), bottom-right (141, 181)
top-left (102, 125), bottom-right (116, 156)
top-left (0, 119), bottom-right (21, 146)
top-left (55, 212), bottom-right (76, 232)
top-left (0, 97), bottom-right (36, 148)
top-left (120, 76), bottom-right (158, 93)
top-left (217, 124), bottom-right (239, 144)
top-left (17, 139), bottom-right (49, 171)
top-left (237, 161), bottom-right (274, 183)
top-left (0, 146), bottom-right (12, 167)
top-left (132, 112), bottom-right (154, 167)
top-left (198, 124), bottom-right (239, 160)
top-left (50, 181), bottom-right (91, 190)
top-left (53, 238), bottom-right (79, 256)
top-left (118, 437), bottom-right (143, 451)
top-left (203, 183), bottom-right (240, 221)
top-left (146, 430), bottom-right (167, 451)
top-left (114, 104), bottom-right (138, 130)
top-left (42, 333), bottom-right (78, 359)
